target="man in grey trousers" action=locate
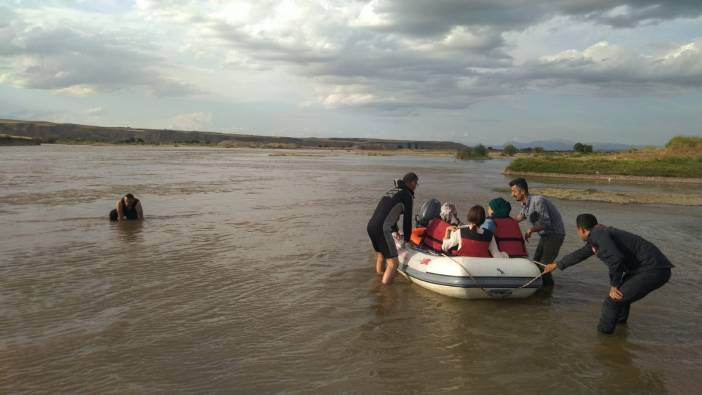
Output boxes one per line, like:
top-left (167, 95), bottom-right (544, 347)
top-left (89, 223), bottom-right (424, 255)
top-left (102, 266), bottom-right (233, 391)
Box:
top-left (510, 177), bottom-right (565, 286)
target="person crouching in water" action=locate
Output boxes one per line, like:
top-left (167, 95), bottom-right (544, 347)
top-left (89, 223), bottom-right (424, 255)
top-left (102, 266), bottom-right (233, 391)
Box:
top-left (367, 172), bottom-right (418, 285)
top-left (542, 214), bottom-right (673, 334)
top-left (109, 193), bottom-right (144, 221)
top-left (442, 205), bottom-right (508, 258)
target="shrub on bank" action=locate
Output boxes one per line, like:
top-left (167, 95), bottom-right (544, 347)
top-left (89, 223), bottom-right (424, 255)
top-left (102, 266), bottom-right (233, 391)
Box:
top-left (457, 144), bottom-right (489, 160)
top-left (666, 136), bottom-right (702, 156)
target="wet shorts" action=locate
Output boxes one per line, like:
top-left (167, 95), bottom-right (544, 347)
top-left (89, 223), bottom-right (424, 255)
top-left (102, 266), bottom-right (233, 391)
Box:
top-left (367, 225), bottom-right (398, 259)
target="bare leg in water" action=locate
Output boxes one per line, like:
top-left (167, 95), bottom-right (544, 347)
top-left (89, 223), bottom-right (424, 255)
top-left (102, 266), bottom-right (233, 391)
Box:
top-left (382, 258), bottom-right (399, 284)
top-left (375, 252), bottom-right (386, 275)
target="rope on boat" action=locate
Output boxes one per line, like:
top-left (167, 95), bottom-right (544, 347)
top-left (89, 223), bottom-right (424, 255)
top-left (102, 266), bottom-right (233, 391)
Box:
top-left (442, 253), bottom-right (549, 294)
top-left (440, 253), bottom-right (495, 298)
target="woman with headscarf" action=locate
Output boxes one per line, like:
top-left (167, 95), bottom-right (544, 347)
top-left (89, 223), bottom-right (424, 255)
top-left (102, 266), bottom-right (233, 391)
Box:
top-left (483, 197), bottom-right (528, 258)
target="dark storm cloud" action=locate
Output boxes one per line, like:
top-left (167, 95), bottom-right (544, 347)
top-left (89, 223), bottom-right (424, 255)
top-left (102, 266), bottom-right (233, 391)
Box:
top-left (369, 0), bottom-right (702, 36)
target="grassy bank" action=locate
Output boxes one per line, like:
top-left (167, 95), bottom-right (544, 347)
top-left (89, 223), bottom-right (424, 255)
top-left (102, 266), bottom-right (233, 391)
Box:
top-left (505, 136), bottom-right (702, 180)
top-left (506, 156), bottom-right (702, 178)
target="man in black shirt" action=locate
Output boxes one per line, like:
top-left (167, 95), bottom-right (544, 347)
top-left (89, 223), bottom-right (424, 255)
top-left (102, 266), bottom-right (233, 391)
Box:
top-left (543, 214), bottom-right (673, 334)
top-left (367, 172), bottom-right (418, 284)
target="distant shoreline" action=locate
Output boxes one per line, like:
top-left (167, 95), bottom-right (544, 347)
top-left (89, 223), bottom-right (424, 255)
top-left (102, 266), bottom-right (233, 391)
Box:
top-left (0, 134), bottom-right (40, 146)
top-left (5, 141), bottom-right (461, 157)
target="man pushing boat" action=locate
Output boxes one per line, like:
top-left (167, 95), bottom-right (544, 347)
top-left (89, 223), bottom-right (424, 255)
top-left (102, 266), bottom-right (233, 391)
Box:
top-left (542, 214), bottom-right (673, 334)
top-left (367, 172), bottom-right (418, 284)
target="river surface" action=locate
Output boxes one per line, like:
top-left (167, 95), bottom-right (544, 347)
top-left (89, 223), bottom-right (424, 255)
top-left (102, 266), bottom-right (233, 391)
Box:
top-left (1, 145), bottom-right (701, 394)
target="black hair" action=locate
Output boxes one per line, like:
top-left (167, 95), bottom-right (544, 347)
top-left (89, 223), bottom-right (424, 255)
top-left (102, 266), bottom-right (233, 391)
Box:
top-left (109, 209), bottom-right (118, 221)
top-left (403, 172), bottom-right (418, 184)
top-left (125, 193), bottom-right (135, 199)
top-left (467, 205), bottom-right (486, 226)
top-left (509, 177), bottom-right (528, 194)
top-left (576, 213), bottom-right (598, 230)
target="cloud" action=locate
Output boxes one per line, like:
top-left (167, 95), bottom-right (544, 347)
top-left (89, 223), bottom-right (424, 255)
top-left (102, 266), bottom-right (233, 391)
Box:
top-left (3, 1), bottom-right (702, 114)
top-left (141, 1), bottom-right (700, 111)
top-left (84, 106), bottom-right (103, 115)
top-left (357, 0), bottom-right (702, 36)
top-left (167, 112), bottom-right (213, 130)
top-left (519, 38), bottom-right (702, 90)
top-left (0, 7), bottom-right (199, 96)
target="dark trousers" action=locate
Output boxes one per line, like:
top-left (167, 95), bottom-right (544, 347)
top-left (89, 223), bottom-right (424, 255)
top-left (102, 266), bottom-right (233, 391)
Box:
top-left (597, 268), bottom-right (671, 334)
top-left (533, 233), bottom-right (565, 286)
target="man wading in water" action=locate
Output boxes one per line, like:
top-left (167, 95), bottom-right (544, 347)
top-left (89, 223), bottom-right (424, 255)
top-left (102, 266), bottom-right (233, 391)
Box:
top-left (542, 214), bottom-right (673, 334)
top-left (367, 172), bottom-right (418, 285)
top-left (510, 177), bottom-right (565, 286)
top-left (110, 193), bottom-right (144, 221)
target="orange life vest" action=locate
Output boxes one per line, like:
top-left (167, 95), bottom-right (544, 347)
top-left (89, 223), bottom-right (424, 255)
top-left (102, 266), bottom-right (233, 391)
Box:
top-left (410, 227), bottom-right (426, 245)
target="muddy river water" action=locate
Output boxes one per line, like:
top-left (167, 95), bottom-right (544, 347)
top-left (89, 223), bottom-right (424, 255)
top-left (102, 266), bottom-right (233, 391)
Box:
top-left (1, 145), bottom-right (701, 394)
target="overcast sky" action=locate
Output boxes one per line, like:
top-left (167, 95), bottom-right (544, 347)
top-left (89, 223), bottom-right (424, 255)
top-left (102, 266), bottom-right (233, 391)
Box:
top-left (1, 0), bottom-right (702, 145)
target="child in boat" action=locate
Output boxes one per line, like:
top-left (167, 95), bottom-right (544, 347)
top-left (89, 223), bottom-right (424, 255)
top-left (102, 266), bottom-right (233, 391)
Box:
top-left (442, 205), bottom-right (508, 258)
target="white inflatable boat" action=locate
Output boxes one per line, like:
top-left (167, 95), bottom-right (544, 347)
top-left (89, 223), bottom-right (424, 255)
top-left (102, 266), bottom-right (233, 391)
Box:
top-left (396, 240), bottom-right (543, 299)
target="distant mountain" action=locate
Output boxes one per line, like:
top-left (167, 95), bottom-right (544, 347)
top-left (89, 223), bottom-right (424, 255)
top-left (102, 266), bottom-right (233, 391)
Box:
top-left (500, 139), bottom-right (637, 152)
top-left (0, 119), bottom-right (467, 151)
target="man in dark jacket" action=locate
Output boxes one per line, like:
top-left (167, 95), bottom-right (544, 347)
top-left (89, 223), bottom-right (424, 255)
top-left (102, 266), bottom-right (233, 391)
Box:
top-left (367, 172), bottom-right (418, 284)
top-left (542, 214), bottom-right (673, 334)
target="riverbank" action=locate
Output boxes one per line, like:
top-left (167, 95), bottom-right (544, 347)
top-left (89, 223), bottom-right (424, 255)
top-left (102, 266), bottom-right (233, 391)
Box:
top-left (494, 187), bottom-right (702, 206)
top-left (0, 134), bottom-right (40, 146)
top-left (505, 136), bottom-right (702, 184)
top-left (502, 170), bottom-right (702, 185)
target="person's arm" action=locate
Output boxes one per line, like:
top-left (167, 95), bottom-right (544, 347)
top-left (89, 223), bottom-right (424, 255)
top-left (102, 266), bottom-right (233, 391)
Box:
top-left (488, 236), bottom-right (507, 258)
top-left (514, 212), bottom-right (525, 222)
top-left (115, 199), bottom-right (124, 220)
top-left (590, 230), bottom-right (626, 288)
top-left (443, 226), bottom-right (457, 240)
top-left (555, 243), bottom-right (595, 270)
top-left (543, 243), bottom-right (593, 274)
top-left (135, 201), bottom-right (144, 220)
top-left (401, 192), bottom-right (413, 242)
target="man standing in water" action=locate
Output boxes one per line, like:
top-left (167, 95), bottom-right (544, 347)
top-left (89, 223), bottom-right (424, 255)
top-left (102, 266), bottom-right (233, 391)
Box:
top-left (367, 172), bottom-right (418, 285)
top-left (510, 177), bottom-right (565, 286)
top-left (542, 214), bottom-right (673, 334)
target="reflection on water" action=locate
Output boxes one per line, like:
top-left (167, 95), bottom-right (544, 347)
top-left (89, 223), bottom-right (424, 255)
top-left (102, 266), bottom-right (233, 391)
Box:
top-left (0, 145), bottom-right (701, 394)
top-left (114, 220), bottom-right (144, 243)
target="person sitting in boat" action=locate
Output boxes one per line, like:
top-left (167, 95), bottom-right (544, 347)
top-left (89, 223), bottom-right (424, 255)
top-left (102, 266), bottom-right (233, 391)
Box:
top-left (109, 193), bottom-right (144, 221)
top-left (483, 197), bottom-right (528, 258)
top-left (442, 205), bottom-right (508, 258)
top-left (418, 201), bottom-right (461, 250)
top-left (411, 198), bottom-right (441, 246)
top-left (440, 202), bottom-right (461, 226)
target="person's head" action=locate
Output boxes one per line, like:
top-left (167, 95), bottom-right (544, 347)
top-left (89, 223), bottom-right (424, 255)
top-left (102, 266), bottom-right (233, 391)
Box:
top-left (467, 205), bottom-right (486, 227)
top-left (575, 213), bottom-right (598, 241)
top-left (488, 197), bottom-right (511, 218)
top-left (403, 172), bottom-right (418, 191)
top-left (509, 177), bottom-right (529, 202)
top-left (123, 193), bottom-right (136, 206)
